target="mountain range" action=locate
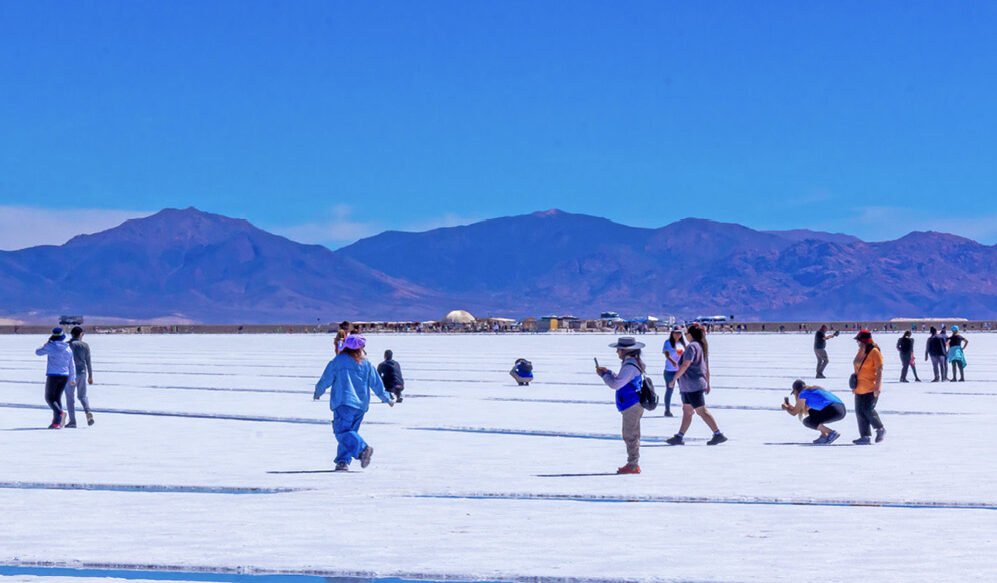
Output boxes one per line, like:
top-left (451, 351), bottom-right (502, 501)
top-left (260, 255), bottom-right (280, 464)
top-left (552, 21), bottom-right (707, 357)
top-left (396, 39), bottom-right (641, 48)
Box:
top-left (1, 207), bottom-right (994, 323)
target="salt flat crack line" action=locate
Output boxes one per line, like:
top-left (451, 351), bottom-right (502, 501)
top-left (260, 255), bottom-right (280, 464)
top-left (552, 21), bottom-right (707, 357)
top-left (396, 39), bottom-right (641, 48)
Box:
top-left (413, 493), bottom-right (997, 511)
top-left (408, 426), bottom-right (685, 442)
top-left (0, 482), bottom-right (303, 494)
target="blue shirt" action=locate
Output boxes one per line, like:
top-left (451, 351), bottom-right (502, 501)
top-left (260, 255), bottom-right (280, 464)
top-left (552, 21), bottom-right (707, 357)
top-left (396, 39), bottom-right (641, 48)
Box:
top-left (314, 353), bottom-right (391, 412)
top-left (600, 357), bottom-right (643, 412)
top-left (798, 388), bottom-right (842, 411)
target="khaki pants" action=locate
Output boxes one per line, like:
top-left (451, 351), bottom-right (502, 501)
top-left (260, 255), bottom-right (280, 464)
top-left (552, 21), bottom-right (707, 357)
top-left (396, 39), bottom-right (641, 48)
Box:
top-left (621, 403), bottom-right (644, 466)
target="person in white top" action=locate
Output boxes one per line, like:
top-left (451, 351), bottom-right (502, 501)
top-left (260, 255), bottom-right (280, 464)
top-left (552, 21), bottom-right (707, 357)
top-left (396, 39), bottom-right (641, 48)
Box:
top-left (661, 327), bottom-right (686, 417)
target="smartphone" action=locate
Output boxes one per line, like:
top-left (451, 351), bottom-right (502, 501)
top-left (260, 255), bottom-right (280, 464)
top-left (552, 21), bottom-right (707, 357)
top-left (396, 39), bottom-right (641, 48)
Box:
top-left (593, 357), bottom-right (600, 368)
top-left (783, 397), bottom-right (790, 405)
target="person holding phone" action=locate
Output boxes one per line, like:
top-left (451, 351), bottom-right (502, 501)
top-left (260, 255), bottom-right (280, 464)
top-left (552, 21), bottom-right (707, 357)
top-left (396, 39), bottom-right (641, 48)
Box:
top-left (35, 327), bottom-right (77, 429)
top-left (782, 380), bottom-right (846, 444)
top-left (661, 327), bottom-right (686, 417)
top-left (596, 337), bottom-right (647, 474)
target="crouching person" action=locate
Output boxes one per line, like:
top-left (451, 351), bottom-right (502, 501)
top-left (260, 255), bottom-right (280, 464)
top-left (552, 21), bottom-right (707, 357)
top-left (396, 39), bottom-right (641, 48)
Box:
top-left (314, 335), bottom-right (394, 471)
top-left (510, 358), bottom-right (534, 386)
top-left (782, 380), bottom-right (846, 445)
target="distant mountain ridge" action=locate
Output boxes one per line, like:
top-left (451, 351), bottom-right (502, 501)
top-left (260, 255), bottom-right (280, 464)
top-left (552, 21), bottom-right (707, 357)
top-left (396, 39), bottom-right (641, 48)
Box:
top-left (1, 207), bottom-right (995, 323)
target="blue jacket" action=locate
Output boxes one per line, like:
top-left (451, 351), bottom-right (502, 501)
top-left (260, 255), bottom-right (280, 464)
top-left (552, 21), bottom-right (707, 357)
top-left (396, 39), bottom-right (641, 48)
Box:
top-left (600, 356), bottom-right (643, 412)
top-left (314, 353), bottom-right (391, 412)
top-left (36, 341), bottom-right (77, 383)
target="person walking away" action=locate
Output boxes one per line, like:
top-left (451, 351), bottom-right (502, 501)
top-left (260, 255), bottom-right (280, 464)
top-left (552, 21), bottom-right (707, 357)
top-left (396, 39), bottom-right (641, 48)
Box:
top-left (510, 358), bottom-right (534, 386)
top-left (661, 327), bottom-right (686, 417)
top-left (313, 335), bottom-right (394, 471)
top-left (66, 326), bottom-right (95, 427)
top-left (813, 325), bottom-right (838, 379)
top-left (925, 327), bottom-right (948, 382)
top-left (947, 325), bottom-right (969, 382)
top-left (896, 331), bottom-right (920, 383)
top-left (938, 325), bottom-right (950, 380)
top-left (35, 327), bottom-right (76, 429)
top-left (667, 324), bottom-right (727, 446)
top-left (596, 337), bottom-right (647, 474)
top-left (782, 380), bottom-right (846, 444)
top-left (851, 330), bottom-right (885, 445)
top-left (377, 349), bottom-right (405, 402)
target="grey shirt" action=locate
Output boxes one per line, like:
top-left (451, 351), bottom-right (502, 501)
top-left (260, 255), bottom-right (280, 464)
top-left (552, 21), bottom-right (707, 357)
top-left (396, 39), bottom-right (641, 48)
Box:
top-left (678, 341), bottom-right (709, 393)
top-left (69, 339), bottom-right (92, 376)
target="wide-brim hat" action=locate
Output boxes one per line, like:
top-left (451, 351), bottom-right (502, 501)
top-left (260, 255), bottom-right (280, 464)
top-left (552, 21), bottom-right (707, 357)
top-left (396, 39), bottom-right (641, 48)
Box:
top-left (609, 336), bottom-right (645, 351)
top-left (343, 335), bottom-right (366, 350)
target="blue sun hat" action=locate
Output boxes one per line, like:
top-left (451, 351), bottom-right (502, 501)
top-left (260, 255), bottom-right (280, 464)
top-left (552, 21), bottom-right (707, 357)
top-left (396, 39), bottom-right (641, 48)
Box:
top-left (343, 335), bottom-right (367, 350)
top-left (951, 325), bottom-right (960, 332)
top-left (49, 327), bottom-right (65, 341)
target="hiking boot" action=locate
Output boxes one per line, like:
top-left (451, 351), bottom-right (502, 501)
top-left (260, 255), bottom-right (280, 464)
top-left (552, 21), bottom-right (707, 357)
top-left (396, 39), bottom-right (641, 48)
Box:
top-left (360, 446), bottom-right (374, 468)
top-left (852, 436), bottom-right (872, 445)
top-left (86, 412), bottom-right (95, 426)
top-left (875, 427), bottom-right (886, 443)
top-left (825, 430), bottom-right (841, 444)
top-left (616, 464), bottom-right (641, 475)
top-left (707, 433), bottom-right (728, 446)
top-left (64, 421), bottom-right (77, 428)
top-left (665, 434), bottom-right (685, 446)
top-left (334, 462), bottom-right (349, 471)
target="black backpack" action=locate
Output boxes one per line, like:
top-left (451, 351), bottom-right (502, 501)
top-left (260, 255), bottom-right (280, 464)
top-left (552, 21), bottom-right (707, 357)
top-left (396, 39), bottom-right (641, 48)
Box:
top-left (639, 375), bottom-right (659, 411)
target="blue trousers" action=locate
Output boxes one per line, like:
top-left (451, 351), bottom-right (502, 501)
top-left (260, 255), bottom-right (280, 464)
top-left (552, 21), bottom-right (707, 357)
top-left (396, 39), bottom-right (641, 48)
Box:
top-left (333, 406), bottom-right (368, 465)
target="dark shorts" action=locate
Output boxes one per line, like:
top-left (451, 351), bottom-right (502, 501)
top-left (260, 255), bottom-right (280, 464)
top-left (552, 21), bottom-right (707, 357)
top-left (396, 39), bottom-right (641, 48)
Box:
top-left (680, 390), bottom-right (706, 409)
top-left (803, 402), bottom-right (847, 429)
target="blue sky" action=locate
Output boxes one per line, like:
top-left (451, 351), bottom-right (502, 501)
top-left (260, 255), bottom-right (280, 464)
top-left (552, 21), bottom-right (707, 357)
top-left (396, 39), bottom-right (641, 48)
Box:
top-left (2, 1), bottom-right (997, 249)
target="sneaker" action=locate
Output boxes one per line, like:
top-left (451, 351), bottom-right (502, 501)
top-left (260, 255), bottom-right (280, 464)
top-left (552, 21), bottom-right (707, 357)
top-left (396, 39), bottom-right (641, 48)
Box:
top-left (60, 412), bottom-right (68, 427)
top-left (86, 412), bottom-right (95, 426)
top-left (812, 434), bottom-right (829, 445)
top-left (334, 462), bottom-right (349, 471)
top-left (816, 374), bottom-right (826, 379)
top-left (616, 464), bottom-right (641, 475)
top-left (64, 421), bottom-right (77, 428)
top-left (360, 446), bottom-right (374, 468)
top-left (48, 421), bottom-right (61, 429)
top-left (707, 433), bottom-right (728, 446)
top-left (664, 411), bottom-right (674, 418)
top-left (875, 427), bottom-right (886, 443)
top-left (665, 434), bottom-right (685, 446)
top-left (900, 379), bottom-right (909, 383)
top-left (825, 430), bottom-right (841, 444)
top-left (852, 436), bottom-right (872, 445)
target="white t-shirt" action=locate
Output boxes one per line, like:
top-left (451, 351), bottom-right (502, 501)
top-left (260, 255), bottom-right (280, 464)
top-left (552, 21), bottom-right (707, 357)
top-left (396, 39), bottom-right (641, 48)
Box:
top-left (663, 341), bottom-right (685, 372)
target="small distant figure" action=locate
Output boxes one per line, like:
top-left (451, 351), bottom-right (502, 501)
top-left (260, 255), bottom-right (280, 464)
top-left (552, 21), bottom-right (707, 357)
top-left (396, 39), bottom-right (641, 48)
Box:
top-left (813, 325), bottom-right (839, 379)
top-left (313, 335), bottom-right (394, 471)
top-left (377, 349), bottom-right (405, 403)
top-left (895, 330), bottom-right (920, 383)
top-left (34, 327), bottom-right (76, 429)
top-left (333, 321), bottom-right (352, 355)
top-left (925, 326), bottom-right (948, 382)
top-left (510, 358), bottom-right (534, 386)
top-left (661, 326), bottom-right (686, 417)
top-left (782, 380), bottom-right (846, 445)
top-left (947, 325), bottom-right (969, 382)
top-left (67, 326), bottom-right (95, 427)
top-left (851, 330), bottom-right (885, 445)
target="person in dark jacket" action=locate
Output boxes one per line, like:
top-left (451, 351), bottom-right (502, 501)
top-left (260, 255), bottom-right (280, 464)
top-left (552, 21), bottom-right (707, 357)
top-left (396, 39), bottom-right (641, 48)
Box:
top-left (510, 358), bottom-right (534, 386)
top-left (377, 350), bottom-right (405, 402)
top-left (924, 326), bottom-right (948, 382)
top-left (67, 326), bottom-right (95, 427)
top-left (896, 331), bottom-right (920, 383)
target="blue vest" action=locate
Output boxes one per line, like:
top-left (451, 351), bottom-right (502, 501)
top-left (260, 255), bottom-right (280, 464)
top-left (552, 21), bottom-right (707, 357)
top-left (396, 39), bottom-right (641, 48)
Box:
top-left (615, 366), bottom-right (642, 412)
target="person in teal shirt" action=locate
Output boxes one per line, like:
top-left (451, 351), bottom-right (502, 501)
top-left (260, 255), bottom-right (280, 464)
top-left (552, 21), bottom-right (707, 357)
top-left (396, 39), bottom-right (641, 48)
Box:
top-left (782, 380), bottom-right (846, 445)
top-left (314, 335), bottom-right (394, 470)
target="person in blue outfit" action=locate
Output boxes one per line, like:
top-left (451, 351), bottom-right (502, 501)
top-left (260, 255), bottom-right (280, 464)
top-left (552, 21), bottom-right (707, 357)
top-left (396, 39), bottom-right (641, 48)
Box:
top-left (782, 379), bottom-right (846, 444)
top-left (596, 337), bottom-right (646, 475)
top-left (313, 335), bottom-right (394, 471)
top-left (510, 358), bottom-right (534, 386)
top-left (35, 327), bottom-right (77, 429)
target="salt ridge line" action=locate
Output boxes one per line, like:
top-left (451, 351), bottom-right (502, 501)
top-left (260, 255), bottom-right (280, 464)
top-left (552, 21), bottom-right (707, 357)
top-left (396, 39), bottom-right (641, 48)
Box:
top-left (0, 561), bottom-right (700, 583)
top-left (0, 482), bottom-right (303, 494)
top-left (408, 426), bottom-right (699, 442)
top-left (412, 493), bottom-right (997, 511)
top-left (0, 403), bottom-right (395, 426)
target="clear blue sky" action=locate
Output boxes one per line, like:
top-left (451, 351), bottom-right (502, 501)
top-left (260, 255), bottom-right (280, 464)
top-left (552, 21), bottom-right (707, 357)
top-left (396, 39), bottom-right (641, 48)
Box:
top-left (2, 1), bottom-right (997, 249)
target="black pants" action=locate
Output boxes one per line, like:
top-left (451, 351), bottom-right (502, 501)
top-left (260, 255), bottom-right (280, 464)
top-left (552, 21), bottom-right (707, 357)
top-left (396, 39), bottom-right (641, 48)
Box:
top-left (899, 352), bottom-right (919, 381)
top-left (803, 402), bottom-right (846, 429)
top-left (854, 392), bottom-right (884, 437)
top-left (45, 375), bottom-right (69, 423)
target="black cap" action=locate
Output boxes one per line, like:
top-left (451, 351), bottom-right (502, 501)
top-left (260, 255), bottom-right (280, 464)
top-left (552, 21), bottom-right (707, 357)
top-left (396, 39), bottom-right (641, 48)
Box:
top-left (792, 379), bottom-right (806, 392)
